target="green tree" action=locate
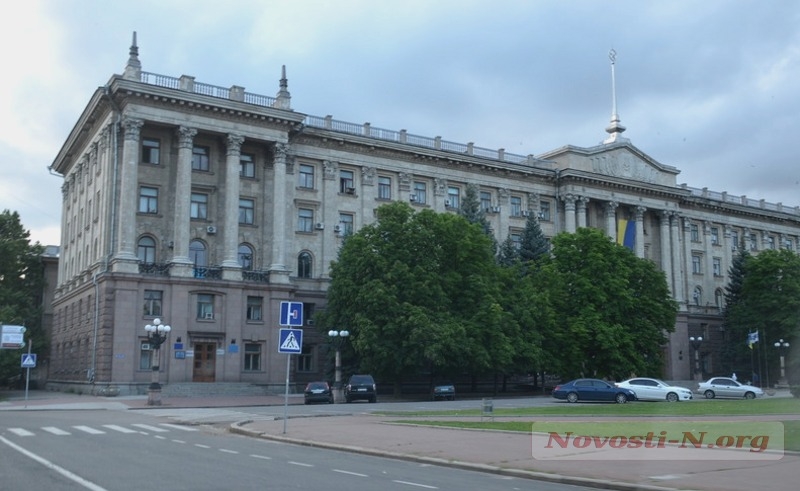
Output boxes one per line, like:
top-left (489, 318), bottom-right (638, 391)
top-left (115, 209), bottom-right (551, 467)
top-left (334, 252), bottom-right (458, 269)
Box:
top-left (721, 249), bottom-right (751, 376)
top-left (459, 184), bottom-right (497, 255)
top-left (0, 210), bottom-right (46, 385)
top-left (519, 214), bottom-right (550, 264)
top-left (497, 235), bottom-right (519, 267)
top-left (541, 228), bottom-right (677, 380)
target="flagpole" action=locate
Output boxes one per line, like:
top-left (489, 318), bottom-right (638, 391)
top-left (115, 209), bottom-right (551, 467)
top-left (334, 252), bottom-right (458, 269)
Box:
top-left (761, 329), bottom-right (770, 389)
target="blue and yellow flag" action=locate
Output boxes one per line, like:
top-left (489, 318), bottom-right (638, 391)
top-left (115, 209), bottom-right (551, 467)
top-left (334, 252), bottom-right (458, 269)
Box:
top-left (617, 219), bottom-right (635, 250)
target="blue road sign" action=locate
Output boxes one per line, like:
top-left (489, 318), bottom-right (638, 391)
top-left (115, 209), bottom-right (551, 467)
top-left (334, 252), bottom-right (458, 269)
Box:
top-left (21, 353), bottom-right (37, 368)
top-left (279, 301), bottom-right (303, 326)
top-left (278, 328), bottom-right (303, 354)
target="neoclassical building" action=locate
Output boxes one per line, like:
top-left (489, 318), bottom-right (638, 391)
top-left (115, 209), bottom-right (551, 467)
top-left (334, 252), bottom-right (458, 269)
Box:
top-left (47, 35), bottom-right (800, 394)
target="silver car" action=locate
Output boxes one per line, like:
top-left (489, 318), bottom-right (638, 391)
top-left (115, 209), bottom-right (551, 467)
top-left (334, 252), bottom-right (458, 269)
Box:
top-left (697, 377), bottom-right (764, 399)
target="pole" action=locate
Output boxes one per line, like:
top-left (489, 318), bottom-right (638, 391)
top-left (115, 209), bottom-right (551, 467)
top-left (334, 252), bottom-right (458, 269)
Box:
top-left (24, 339), bottom-right (32, 408)
top-left (283, 354), bottom-right (290, 434)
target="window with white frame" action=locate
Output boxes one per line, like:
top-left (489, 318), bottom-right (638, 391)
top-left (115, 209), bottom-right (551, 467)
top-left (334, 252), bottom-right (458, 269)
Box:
top-left (731, 231), bottom-right (740, 250)
top-left (786, 238), bottom-right (794, 251)
top-left (240, 153), bottom-right (255, 178)
top-left (510, 196), bottom-right (522, 217)
top-left (298, 164), bottom-right (315, 189)
top-left (137, 236), bottom-right (156, 263)
top-left (447, 186), bottom-right (460, 208)
top-left (711, 227), bottom-right (719, 245)
top-left (750, 233), bottom-right (758, 251)
top-left (712, 257), bottom-right (722, 276)
top-left (298, 208), bottom-right (313, 232)
top-left (413, 181), bottom-right (427, 204)
top-left (246, 296), bottom-right (263, 321)
top-left (197, 294), bottom-right (214, 319)
top-left (690, 223), bottom-right (700, 242)
top-left (189, 239), bottom-right (207, 267)
top-left (378, 176), bottom-right (392, 200)
top-left (480, 191), bottom-right (492, 211)
top-left (339, 213), bottom-right (354, 236)
top-left (239, 198), bottom-right (254, 224)
top-left (243, 343), bottom-right (262, 371)
top-left (192, 145), bottom-right (210, 171)
top-left (539, 201), bottom-right (551, 221)
top-left (768, 236), bottom-right (776, 249)
top-left (297, 252), bottom-right (312, 278)
top-left (139, 341), bottom-right (152, 370)
top-left (143, 290), bottom-right (163, 317)
top-left (142, 138), bottom-right (160, 165)
top-left (692, 254), bottom-right (702, 274)
top-left (139, 186), bottom-right (158, 214)
top-left (238, 243), bottom-right (253, 270)
top-left (340, 169), bottom-right (355, 193)
top-left (190, 193), bottom-right (208, 219)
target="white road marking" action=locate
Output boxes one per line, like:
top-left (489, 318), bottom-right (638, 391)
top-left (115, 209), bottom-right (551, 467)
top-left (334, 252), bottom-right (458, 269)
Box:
top-left (73, 426), bottom-right (105, 435)
top-left (392, 480), bottom-right (438, 489)
top-left (332, 469), bottom-right (368, 477)
top-left (195, 443), bottom-right (211, 449)
top-left (1, 435), bottom-right (108, 491)
top-left (8, 428), bottom-right (35, 436)
top-left (219, 448), bottom-right (239, 454)
top-left (42, 426), bottom-right (71, 436)
top-left (288, 461), bottom-right (313, 467)
top-left (172, 439), bottom-right (187, 444)
top-left (102, 425), bottom-right (138, 434)
top-left (159, 423), bottom-right (197, 431)
top-left (250, 454), bottom-right (272, 460)
top-left (131, 424), bottom-right (168, 432)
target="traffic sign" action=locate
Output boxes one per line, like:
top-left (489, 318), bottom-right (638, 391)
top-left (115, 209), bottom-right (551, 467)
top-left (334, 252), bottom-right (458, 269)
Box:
top-left (279, 301), bottom-right (303, 326)
top-left (2, 325), bottom-right (26, 349)
top-left (21, 353), bottom-right (37, 368)
top-left (278, 328), bottom-right (303, 354)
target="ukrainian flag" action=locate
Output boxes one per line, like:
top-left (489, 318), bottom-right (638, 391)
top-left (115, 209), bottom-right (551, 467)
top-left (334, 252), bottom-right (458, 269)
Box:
top-left (617, 219), bottom-right (635, 250)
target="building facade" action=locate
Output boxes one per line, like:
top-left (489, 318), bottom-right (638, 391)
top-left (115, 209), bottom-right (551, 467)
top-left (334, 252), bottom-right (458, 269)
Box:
top-left (47, 37), bottom-right (800, 394)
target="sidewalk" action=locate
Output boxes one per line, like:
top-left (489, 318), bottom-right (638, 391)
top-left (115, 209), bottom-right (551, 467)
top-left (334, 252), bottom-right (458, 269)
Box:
top-left (2, 390), bottom-right (797, 491)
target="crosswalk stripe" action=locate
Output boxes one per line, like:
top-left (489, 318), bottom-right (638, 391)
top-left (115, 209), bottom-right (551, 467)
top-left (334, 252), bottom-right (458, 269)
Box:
top-left (73, 425), bottom-right (105, 435)
top-left (8, 428), bottom-right (35, 437)
top-left (159, 423), bottom-right (198, 432)
top-left (103, 425), bottom-right (139, 434)
top-left (42, 427), bottom-right (71, 435)
top-left (130, 424), bottom-right (168, 433)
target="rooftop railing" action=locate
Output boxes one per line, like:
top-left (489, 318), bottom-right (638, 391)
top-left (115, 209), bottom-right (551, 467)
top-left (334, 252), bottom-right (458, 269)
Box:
top-left (683, 185), bottom-right (798, 215)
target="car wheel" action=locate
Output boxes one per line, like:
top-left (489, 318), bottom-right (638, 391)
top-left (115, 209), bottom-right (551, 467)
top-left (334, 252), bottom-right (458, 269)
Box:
top-left (744, 391), bottom-right (756, 400)
top-left (704, 390), bottom-right (715, 399)
top-left (615, 393), bottom-right (628, 404)
top-left (566, 392), bottom-right (579, 403)
top-left (666, 392), bottom-right (679, 402)
top-left (370, 396), bottom-right (377, 403)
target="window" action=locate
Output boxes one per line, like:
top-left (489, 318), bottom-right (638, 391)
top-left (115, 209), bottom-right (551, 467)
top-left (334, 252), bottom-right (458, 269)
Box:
top-left (297, 251), bottom-right (312, 278)
top-left (786, 239), bottom-right (794, 251)
top-left (447, 186), bottom-right (460, 208)
top-left (298, 208), bottom-right (313, 232)
top-left (750, 233), bottom-right (758, 251)
top-left (340, 169), bottom-right (355, 193)
top-left (239, 198), bottom-right (254, 224)
top-left (143, 290), bottom-right (163, 317)
top-left (510, 196), bottom-right (522, 217)
top-left (480, 191), bottom-right (492, 211)
top-left (711, 227), bottom-right (719, 245)
top-left (137, 236), bottom-right (156, 263)
top-left (142, 138), bottom-right (160, 165)
top-left (246, 296), bottom-right (263, 321)
top-left (192, 145), bottom-right (210, 171)
top-left (298, 164), bottom-right (315, 189)
top-left (238, 244), bottom-right (254, 270)
top-left (692, 254), bottom-right (702, 274)
top-left (692, 287), bottom-right (702, 306)
top-left (713, 257), bottom-right (722, 276)
top-left (413, 181), bottom-right (427, 204)
top-left (510, 232), bottom-right (522, 249)
top-left (539, 201), bottom-right (551, 221)
top-left (243, 343), bottom-right (262, 371)
top-left (139, 341), bottom-right (152, 370)
top-left (690, 223), bottom-right (699, 242)
top-left (768, 236), bottom-right (776, 250)
top-left (197, 294), bottom-right (214, 319)
top-left (378, 176), bottom-right (392, 200)
top-left (190, 193), bottom-right (208, 219)
top-left (297, 345), bottom-right (313, 372)
top-left (339, 213), bottom-right (354, 236)
top-left (240, 153), bottom-right (255, 178)
top-left (138, 186), bottom-right (158, 214)
top-left (715, 289), bottom-right (724, 309)
top-left (731, 231), bottom-right (740, 250)
top-left (189, 239), bottom-right (207, 267)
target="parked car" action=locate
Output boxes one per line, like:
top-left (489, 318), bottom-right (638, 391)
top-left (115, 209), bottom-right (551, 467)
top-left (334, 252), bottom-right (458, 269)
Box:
top-left (552, 378), bottom-right (637, 404)
top-left (615, 377), bottom-right (693, 402)
top-left (432, 383), bottom-right (456, 401)
top-left (344, 374), bottom-right (377, 403)
top-left (697, 377), bottom-right (764, 399)
top-left (303, 381), bottom-right (334, 404)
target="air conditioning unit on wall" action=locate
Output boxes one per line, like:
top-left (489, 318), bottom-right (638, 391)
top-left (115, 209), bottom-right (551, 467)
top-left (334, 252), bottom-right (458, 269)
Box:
top-left (315, 223), bottom-right (324, 230)
top-left (206, 225), bottom-right (217, 234)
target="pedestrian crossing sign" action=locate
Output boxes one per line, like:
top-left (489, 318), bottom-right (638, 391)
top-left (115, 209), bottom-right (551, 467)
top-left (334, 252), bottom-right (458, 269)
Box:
top-left (21, 353), bottom-right (37, 368)
top-left (278, 328), bottom-right (303, 354)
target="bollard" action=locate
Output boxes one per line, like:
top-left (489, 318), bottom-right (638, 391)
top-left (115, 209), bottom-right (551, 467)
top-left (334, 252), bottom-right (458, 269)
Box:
top-left (481, 398), bottom-right (494, 421)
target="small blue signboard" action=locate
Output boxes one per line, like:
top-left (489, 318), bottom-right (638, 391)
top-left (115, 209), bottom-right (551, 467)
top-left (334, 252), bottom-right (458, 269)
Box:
top-left (21, 353), bottom-right (37, 368)
top-left (279, 301), bottom-right (303, 326)
top-left (278, 328), bottom-right (303, 354)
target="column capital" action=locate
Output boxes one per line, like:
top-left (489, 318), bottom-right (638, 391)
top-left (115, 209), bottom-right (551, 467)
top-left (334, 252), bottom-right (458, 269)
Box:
top-left (177, 126), bottom-right (197, 148)
top-left (226, 133), bottom-right (245, 156)
top-left (122, 118), bottom-right (143, 141)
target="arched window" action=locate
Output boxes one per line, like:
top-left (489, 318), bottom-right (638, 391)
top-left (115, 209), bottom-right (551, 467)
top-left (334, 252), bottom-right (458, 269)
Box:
top-left (297, 252), bottom-right (312, 278)
top-left (238, 244), bottom-right (254, 270)
top-left (137, 236), bottom-right (156, 263)
top-left (715, 288), bottom-right (724, 309)
top-left (692, 286), bottom-right (702, 306)
top-left (189, 240), bottom-right (207, 267)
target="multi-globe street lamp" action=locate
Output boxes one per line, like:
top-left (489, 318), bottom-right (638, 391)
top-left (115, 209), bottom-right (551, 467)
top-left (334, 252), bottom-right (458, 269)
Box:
top-left (774, 339), bottom-right (790, 387)
top-left (328, 329), bottom-right (349, 402)
top-left (144, 318), bottom-right (171, 406)
top-left (689, 336), bottom-right (703, 381)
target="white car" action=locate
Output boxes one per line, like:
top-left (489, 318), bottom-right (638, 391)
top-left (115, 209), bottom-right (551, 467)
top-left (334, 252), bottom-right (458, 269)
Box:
top-left (615, 377), bottom-right (693, 402)
top-left (697, 377), bottom-right (764, 400)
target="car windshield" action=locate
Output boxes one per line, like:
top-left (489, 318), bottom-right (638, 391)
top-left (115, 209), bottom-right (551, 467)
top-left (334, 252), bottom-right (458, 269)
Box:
top-left (307, 382), bottom-right (327, 389)
top-left (350, 376), bottom-right (373, 384)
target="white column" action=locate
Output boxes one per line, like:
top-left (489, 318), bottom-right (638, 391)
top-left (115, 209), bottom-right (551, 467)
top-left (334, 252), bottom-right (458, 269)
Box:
top-left (171, 126), bottom-right (196, 267)
top-left (114, 118), bottom-right (143, 268)
top-left (670, 213), bottom-right (685, 306)
top-left (634, 206), bottom-right (646, 258)
top-left (321, 160), bottom-right (338, 279)
top-left (269, 143), bottom-right (290, 282)
top-left (605, 201), bottom-right (618, 242)
top-left (660, 210), bottom-right (673, 295)
top-left (221, 134), bottom-right (244, 270)
top-left (563, 194), bottom-right (577, 233)
top-left (576, 197), bottom-right (588, 229)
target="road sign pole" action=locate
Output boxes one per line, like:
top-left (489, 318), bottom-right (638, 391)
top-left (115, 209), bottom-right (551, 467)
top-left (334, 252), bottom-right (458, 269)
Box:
top-left (24, 339), bottom-right (32, 408)
top-left (283, 354), bottom-right (291, 434)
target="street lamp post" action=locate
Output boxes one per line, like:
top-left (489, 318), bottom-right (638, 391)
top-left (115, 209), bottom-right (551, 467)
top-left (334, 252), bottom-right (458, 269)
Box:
top-left (774, 339), bottom-right (790, 387)
top-left (689, 336), bottom-right (703, 381)
top-left (328, 330), bottom-right (349, 403)
top-left (145, 318), bottom-right (171, 406)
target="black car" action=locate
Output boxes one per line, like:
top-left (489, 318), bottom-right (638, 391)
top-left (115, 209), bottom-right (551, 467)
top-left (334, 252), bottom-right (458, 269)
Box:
top-left (344, 374), bottom-right (377, 403)
top-left (303, 381), bottom-right (334, 404)
top-left (432, 383), bottom-right (456, 401)
top-left (552, 378), bottom-right (637, 404)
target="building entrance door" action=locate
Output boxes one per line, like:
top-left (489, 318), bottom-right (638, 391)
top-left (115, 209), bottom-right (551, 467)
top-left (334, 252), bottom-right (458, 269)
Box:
top-left (192, 342), bottom-right (216, 382)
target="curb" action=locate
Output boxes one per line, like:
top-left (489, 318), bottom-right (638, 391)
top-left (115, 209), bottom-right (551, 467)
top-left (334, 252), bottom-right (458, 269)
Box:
top-left (229, 420), bottom-right (682, 491)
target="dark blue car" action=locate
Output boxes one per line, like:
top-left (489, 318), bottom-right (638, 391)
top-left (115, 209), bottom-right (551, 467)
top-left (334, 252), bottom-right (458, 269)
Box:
top-left (552, 378), bottom-right (637, 404)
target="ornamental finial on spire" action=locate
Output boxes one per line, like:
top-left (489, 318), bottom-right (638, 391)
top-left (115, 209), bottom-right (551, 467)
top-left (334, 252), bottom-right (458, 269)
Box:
top-left (123, 31), bottom-right (142, 81)
top-left (603, 48), bottom-right (629, 144)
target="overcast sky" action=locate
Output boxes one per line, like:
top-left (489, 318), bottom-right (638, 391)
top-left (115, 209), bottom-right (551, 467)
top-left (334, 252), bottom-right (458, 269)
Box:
top-left (2, 0), bottom-right (799, 246)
